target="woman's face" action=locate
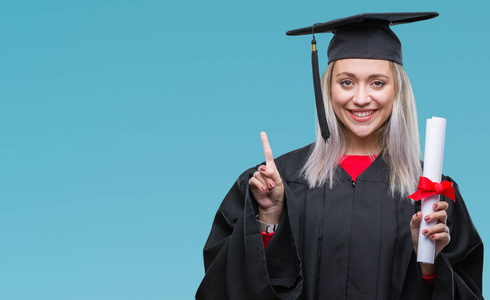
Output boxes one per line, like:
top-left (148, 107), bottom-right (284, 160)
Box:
top-left (331, 58), bottom-right (395, 142)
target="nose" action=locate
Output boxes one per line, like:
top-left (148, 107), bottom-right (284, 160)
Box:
top-left (352, 86), bottom-right (372, 106)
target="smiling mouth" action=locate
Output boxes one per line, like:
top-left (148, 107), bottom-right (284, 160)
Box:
top-left (350, 110), bottom-right (374, 117)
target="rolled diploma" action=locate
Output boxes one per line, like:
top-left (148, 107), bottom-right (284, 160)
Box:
top-left (417, 117), bottom-right (447, 264)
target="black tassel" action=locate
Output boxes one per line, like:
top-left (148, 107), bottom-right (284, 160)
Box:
top-left (311, 36), bottom-right (330, 141)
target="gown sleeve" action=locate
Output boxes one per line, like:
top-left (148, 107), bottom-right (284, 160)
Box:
top-left (432, 176), bottom-right (484, 299)
top-left (402, 176), bottom-right (484, 300)
top-left (195, 168), bottom-right (303, 300)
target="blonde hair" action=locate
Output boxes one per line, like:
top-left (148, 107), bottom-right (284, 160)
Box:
top-left (301, 61), bottom-right (421, 197)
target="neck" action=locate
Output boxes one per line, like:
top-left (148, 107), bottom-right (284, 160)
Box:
top-left (345, 134), bottom-right (380, 156)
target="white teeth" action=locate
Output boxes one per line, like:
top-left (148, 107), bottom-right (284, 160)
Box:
top-left (352, 111), bottom-right (373, 117)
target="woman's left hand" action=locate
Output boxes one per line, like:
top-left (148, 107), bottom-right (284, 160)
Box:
top-left (410, 201), bottom-right (451, 275)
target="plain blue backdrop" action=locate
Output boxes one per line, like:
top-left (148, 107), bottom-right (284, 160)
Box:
top-left (1, 0), bottom-right (488, 299)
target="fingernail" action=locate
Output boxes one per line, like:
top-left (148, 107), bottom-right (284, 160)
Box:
top-left (434, 203), bottom-right (439, 209)
top-left (269, 182), bottom-right (275, 189)
top-left (260, 166), bottom-right (266, 172)
top-left (430, 235), bottom-right (435, 239)
top-left (424, 216), bottom-right (430, 222)
top-left (260, 186), bottom-right (266, 191)
top-left (422, 229), bottom-right (428, 235)
top-left (267, 188), bottom-right (272, 193)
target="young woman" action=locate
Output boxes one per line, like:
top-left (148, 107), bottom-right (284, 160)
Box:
top-left (196, 13), bottom-right (483, 299)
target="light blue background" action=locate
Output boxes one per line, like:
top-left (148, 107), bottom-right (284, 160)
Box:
top-left (1, 0), bottom-right (488, 299)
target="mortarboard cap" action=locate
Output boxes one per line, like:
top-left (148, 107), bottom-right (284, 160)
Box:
top-left (286, 12), bottom-right (439, 141)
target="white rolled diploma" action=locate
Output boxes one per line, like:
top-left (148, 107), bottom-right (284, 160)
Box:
top-left (417, 117), bottom-right (447, 264)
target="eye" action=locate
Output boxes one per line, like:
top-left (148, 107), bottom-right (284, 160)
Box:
top-left (372, 81), bottom-right (385, 88)
top-left (340, 79), bottom-right (353, 87)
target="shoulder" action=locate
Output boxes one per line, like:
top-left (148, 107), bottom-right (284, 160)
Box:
top-left (274, 143), bottom-right (313, 183)
top-left (236, 143), bottom-right (313, 184)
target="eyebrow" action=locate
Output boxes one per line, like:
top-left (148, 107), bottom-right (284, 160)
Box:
top-left (335, 72), bottom-right (391, 80)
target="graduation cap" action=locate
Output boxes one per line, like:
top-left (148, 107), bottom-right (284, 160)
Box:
top-left (286, 12), bottom-right (439, 142)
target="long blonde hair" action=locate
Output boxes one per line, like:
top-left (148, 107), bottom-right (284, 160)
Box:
top-left (301, 61), bottom-right (421, 197)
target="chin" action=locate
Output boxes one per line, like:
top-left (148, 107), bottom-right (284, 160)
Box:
top-left (348, 127), bottom-right (376, 139)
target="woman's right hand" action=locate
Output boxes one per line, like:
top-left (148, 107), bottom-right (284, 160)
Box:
top-left (248, 132), bottom-right (284, 224)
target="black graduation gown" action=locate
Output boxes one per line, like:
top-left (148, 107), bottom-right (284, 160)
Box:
top-left (196, 144), bottom-right (483, 300)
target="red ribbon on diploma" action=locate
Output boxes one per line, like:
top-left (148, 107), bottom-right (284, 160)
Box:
top-left (408, 176), bottom-right (456, 202)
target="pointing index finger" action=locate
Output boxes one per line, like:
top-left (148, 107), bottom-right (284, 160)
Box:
top-left (260, 131), bottom-right (275, 167)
